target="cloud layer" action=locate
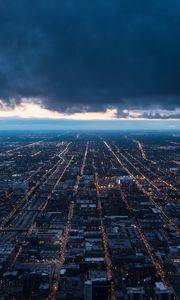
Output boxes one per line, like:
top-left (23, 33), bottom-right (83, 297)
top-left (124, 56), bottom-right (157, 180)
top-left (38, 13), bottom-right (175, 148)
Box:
top-left (0, 0), bottom-right (180, 114)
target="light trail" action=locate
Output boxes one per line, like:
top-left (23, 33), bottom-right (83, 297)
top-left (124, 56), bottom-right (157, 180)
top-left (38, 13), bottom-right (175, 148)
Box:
top-left (103, 140), bottom-right (178, 231)
top-left (120, 152), bottom-right (161, 192)
top-left (0, 144), bottom-right (71, 228)
top-left (51, 142), bottom-right (89, 300)
top-left (2, 145), bottom-right (75, 270)
top-left (0, 154), bottom-right (73, 243)
top-left (125, 151), bottom-right (178, 193)
top-left (31, 150), bottom-right (42, 157)
top-left (104, 139), bottom-right (170, 286)
top-left (133, 139), bottom-right (147, 160)
top-left (40, 155), bottom-right (74, 211)
top-left (172, 160), bottom-right (180, 166)
top-left (92, 156), bottom-right (116, 300)
top-left (80, 141), bottom-right (89, 176)
top-left (118, 149), bottom-right (179, 203)
top-left (1, 143), bottom-right (70, 202)
top-left (120, 188), bottom-right (169, 287)
top-left (26, 164), bottom-right (44, 181)
top-left (6, 139), bottom-right (45, 154)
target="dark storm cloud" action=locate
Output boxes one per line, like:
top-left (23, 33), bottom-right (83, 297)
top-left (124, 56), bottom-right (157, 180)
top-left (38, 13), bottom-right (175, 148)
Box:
top-left (0, 0), bottom-right (180, 113)
top-left (116, 109), bottom-right (180, 119)
top-left (140, 112), bottom-right (180, 119)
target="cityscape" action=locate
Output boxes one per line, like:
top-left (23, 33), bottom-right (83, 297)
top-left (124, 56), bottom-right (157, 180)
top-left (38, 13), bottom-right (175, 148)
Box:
top-left (0, 1), bottom-right (180, 299)
top-left (0, 130), bottom-right (179, 299)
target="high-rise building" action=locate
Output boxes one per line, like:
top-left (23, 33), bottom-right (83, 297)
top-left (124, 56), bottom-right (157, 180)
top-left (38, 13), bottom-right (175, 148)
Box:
top-left (127, 287), bottom-right (145, 300)
top-left (84, 279), bottom-right (110, 300)
top-left (154, 282), bottom-right (175, 300)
